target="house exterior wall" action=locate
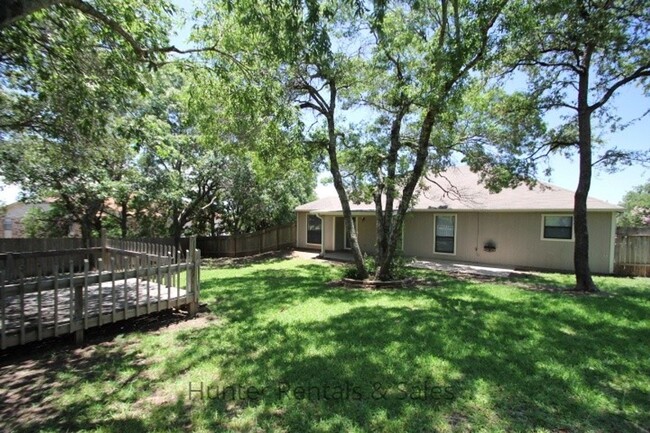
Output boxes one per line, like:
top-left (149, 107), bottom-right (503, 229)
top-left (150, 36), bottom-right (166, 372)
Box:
top-left (356, 215), bottom-right (377, 254)
top-left (297, 212), bottom-right (376, 253)
top-left (334, 217), bottom-right (345, 250)
top-left (297, 209), bottom-right (615, 273)
top-left (403, 211), bottom-right (615, 273)
top-left (1, 203), bottom-right (52, 238)
top-left (296, 212), bottom-right (335, 251)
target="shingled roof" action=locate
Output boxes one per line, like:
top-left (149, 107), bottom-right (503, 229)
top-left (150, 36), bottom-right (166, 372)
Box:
top-left (296, 166), bottom-right (621, 213)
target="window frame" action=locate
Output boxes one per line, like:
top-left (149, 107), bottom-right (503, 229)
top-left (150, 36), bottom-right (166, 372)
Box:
top-left (306, 214), bottom-right (323, 246)
top-left (3, 218), bottom-right (12, 232)
top-left (540, 214), bottom-right (575, 242)
top-left (433, 213), bottom-right (457, 255)
top-left (343, 217), bottom-right (359, 250)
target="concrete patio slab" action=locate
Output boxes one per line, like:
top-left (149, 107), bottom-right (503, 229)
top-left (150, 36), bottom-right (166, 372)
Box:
top-left (319, 251), bottom-right (532, 278)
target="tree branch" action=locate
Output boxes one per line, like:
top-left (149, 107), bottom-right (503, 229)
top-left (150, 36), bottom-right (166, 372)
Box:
top-left (589, 65), bottom-right (650, 112)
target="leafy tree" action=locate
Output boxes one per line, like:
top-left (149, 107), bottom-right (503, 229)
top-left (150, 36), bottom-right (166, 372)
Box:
top-left (22, 204), bottom-right (74, 238)
top-left (204, 0), bottom-right (508, 280)
top-left (1, 0), bottom-right (176, 65)
top-left (492, 0), bottom-right (650, 291)
top-left (0, 9), bottom-right (144, 245)
top-left (131, 67), bottom-right (315, 243)
top-left (214, 154), bottom-right (315, 235)
top-left (619, 182), bottom-right (650, 228)
top-left (0, 2), bottom-right (168, 246)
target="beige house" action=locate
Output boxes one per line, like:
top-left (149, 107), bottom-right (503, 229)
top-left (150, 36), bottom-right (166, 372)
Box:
top-left (296, 166), bottom-right (621, 274)
top-left (1, 202), bottom-right (52, 238)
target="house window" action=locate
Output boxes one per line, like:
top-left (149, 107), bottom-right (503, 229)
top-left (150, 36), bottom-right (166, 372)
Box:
top-left (3, 218), bottom-right (12, 232)
top-left (307, 215), bottom-right (322, 244)
top-left (434, 214), bottom-right (456, 254)
top-left (542, 215), bottom-right (574, 240)
top-left (344, 217), bottom-right (358, 250)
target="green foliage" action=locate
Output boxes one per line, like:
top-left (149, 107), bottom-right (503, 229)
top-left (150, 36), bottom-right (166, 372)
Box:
top-left (343, 251), bottom-right (410, 280)
top-left (473, 0), bottom-right (650, 181)
top-left (201, 0), bottom-right (510, 280)
top-left (129, 66), bottom-right (316, 238)
top-left (618, 181), bottom-right (650, 227)
top-left (344, 253), bottom-right (376, 280)
top-left (22, 204), bottom-right (73, 238)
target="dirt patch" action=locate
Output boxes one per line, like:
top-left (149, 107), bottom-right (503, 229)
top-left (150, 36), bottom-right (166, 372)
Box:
top-left (0, 306), bottom-right (216, 432)
top-left (201, 250), bottom-right (297, 268)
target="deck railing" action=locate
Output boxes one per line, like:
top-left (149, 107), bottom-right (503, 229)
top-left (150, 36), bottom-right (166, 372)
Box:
top-left (0, 233), bottom-right (200, 349)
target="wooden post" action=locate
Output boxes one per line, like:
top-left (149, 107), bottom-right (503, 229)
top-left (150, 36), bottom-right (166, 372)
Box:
top-left (98, 258), bottom-right (104, 326)
top-left (194, 248), bottom-right (201, 304)
top-left (36, 263), bottom-right (42, 341)
top-left (73, 263), bottom-right (85, 345)
top-left (101, 228), bottom-right (107, 264)
top-left (110, 257), bottom-right (117, 322)
top-left (187, 236), bottom-right (198, 317)
top-left (53, 264), bottom-right (59, 336)
top-left (0, 270), bottom-right (5, 350)
top-left (19, 266), bottom-right (25, 345)
top-left (6, 253), bottom-right (13, 282)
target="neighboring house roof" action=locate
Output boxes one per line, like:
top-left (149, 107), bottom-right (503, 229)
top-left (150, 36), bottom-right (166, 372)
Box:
top-left (297, 166), bottom-right (621, 213)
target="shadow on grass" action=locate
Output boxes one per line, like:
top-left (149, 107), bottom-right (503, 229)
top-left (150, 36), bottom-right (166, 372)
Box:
top-left (0, 308), bottom-right (204, 433)
top-left (3, 259), bottom-right (649, 432)
top-left (168, 263), bottom-right (649, 431)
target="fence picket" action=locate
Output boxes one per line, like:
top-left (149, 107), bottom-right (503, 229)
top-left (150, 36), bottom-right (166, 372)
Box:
top-left (19, 266), bottom-right (25, 345)
top-left (36, 263), bottom-right (43, 341)
top-left (1, 271), bottom-right (5, 349)
top-left (124, 257), bottom-right (129, 317)
top-left (98, 258), bottom-right (104, 326)
top-left (83, 260), bottom-right (89, 330)
top-left (53, 264), bottom-right (59, 336)
top-left (111, 257), bottom-right (117, 322)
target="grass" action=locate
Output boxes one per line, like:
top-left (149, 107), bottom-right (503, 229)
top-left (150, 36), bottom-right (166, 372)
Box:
top-left (2, 256), bottom-right (649, 432)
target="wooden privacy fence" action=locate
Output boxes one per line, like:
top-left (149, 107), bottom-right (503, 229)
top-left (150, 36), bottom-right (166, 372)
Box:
top-left (614, 228), bottom-right (650, 277)
top-left (0, 234), bottom-right (200, 350)
top-left (193, 223), bottom-right (296, 257)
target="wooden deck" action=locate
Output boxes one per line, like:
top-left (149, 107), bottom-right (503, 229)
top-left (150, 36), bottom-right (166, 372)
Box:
top-left (1, 235), bottom-right (201, 350)
top-left (1, 278), bottom-right (190, 348)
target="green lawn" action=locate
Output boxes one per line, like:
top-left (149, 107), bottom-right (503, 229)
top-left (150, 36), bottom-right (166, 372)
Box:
top-left (4, 257), bottom-right (650, 432)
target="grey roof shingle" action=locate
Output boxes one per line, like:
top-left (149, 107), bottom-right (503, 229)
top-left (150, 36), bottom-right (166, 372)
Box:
top-left (296, 166), bottom-right (621, 212)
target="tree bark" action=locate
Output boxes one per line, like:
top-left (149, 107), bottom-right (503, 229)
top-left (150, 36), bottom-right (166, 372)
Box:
top-left (375, 107), bottom-right (439, 280)
top-left (120, 199), bottom-right (128, 239)
top-left (0, 0), bottom-right (55, 28)
top-left (574, 54), bottom-right (598, 292)
top-left (325, 106), bottom-right (368, 279)
top-left (375, 105), bottom-right (407, 280)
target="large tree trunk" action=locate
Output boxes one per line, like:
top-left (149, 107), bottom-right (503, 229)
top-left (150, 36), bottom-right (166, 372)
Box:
top-left (120, 200), bottom-right (128, 239)
top-left (324, 83), bottom-right (367, 279)
top-left (375, 108), bottom-right (439, 280)
top-left (574, 62), bottom-right (598, 292)
top-left (0, 0), bottom-right (57, 28)
top-left (375, 106), bottom-right (407, 280)
top-left (79, 217), bottom-right (93, 248)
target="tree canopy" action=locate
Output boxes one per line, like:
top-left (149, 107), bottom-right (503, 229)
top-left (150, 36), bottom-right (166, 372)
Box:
top-left (1, 0), bottom-right (648, 288)
top-left (619, 181), bottom-right (650, 228)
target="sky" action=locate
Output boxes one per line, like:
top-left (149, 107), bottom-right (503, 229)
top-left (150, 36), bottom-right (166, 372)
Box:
top-left (2, 1), bottom-right (648, 206)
